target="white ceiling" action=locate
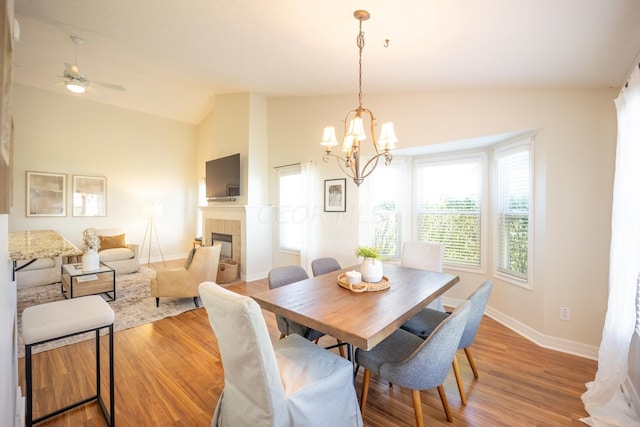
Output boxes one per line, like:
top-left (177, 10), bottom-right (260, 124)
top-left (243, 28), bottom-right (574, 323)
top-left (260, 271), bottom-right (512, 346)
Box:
top-left (12, 0), bottom-right (640, 124)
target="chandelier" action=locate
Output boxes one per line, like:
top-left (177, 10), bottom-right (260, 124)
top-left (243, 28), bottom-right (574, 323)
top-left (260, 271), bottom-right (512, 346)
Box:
top-left (321, 10), bottom-right (397, 187)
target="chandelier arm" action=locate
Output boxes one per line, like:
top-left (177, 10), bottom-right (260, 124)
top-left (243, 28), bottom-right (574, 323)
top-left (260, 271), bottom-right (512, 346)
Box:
top-left (322, 152), bottom-right (357, 181)
top-left (360, 107), bottom-right (380, 155)
top-left (359, 152), bottom-right (393, 181)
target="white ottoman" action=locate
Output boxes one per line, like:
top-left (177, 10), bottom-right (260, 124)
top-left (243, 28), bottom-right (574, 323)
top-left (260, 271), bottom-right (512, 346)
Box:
top-left (22, 295), bottom-right (115, 426)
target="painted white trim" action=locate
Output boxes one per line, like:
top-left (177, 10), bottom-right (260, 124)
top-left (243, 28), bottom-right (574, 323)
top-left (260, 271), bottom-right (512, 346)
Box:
top-left (15, 386), bottom-right (24, 427)
top-left (441, 297), bottom-right (599, 360)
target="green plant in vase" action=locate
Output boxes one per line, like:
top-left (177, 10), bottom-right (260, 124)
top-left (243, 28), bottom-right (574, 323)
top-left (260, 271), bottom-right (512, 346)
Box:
top-left (355, 246), bottom-right (383, 282)
top-left (354, 246), bottom-right (380, 259)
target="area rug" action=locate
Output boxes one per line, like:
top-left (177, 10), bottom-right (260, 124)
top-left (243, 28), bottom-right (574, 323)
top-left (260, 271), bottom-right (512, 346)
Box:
top-left (16, 267), bottom-right (199, 357)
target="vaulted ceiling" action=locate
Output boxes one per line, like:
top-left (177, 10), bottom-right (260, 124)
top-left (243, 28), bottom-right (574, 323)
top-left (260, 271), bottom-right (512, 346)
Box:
top-left (12, 0), bottom-right (640, 124)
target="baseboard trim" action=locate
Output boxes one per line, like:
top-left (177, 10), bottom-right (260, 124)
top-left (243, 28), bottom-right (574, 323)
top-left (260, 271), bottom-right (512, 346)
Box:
top-left (442, 297), bottom-right (599, 360)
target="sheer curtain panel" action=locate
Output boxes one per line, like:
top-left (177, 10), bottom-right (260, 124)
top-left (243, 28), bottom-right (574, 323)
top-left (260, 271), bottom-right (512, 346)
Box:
top-left (581, 64), bottom-right (640, 426)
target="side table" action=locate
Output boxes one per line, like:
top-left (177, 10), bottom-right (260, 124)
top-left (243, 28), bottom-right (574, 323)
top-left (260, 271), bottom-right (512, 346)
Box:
top-left (61, 262), bottom-right (116, 301)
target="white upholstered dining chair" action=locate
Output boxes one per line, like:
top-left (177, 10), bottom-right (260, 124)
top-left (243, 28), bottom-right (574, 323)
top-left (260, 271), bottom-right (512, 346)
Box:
top-left (198, 282), bottom-right (363, 427)
top-left (401, 241), bottom-right (446, 311)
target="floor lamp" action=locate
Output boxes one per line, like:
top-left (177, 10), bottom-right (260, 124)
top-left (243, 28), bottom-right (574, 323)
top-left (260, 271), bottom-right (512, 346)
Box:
top-left (140, 203), bottom-right (165, 266)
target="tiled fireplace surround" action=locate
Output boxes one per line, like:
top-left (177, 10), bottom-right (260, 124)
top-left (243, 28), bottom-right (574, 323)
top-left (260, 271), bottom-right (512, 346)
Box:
top-left (200, 205), bottom-right (273, 281)
top-left (204, 219), bottom-right (241, 266)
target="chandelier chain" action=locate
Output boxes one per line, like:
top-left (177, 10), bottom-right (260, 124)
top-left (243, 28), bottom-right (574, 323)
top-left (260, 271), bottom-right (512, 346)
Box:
top-left (357, 20), bottom-right (365, 109)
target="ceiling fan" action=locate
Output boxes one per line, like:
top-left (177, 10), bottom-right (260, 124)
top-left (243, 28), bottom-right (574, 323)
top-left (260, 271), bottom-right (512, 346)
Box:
top-left (61, 35), bottom-right (125, 94)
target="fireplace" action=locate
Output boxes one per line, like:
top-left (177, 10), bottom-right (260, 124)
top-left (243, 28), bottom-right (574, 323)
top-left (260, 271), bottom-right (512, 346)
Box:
top-left (211, 232), bottom-right (232, 259)
top-left (203, 218), bottom-right (241, 270)
top-left (200, 205), bottom-right (274, 281)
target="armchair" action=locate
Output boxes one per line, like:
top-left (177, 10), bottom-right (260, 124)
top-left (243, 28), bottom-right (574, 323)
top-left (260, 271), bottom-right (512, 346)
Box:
top-left (150, 244), bottom-right (221, 307)
top-left (95, 228), bottom-right (139, 275)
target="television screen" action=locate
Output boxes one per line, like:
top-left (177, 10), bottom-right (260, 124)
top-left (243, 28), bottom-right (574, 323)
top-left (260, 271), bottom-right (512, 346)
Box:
top-left (206, 153), bottom-right (240, 200)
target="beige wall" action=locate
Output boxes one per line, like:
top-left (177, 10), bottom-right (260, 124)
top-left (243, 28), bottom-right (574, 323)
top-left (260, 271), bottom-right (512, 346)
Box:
top-left (268, 88), bottom-right (617, 351)
top-left (9, 84), bottom-right (199, 260)
top-left (197, 92), bottom-right (270, 207)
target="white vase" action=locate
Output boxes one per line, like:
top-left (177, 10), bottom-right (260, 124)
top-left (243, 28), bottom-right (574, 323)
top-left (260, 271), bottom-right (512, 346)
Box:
top-left (82, 249), bottom-right (100, 272)
top-left (360, 257), bottom-right (383, 283)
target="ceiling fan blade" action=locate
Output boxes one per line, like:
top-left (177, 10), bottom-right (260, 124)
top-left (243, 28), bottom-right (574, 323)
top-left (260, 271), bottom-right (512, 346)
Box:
top-left (91, 80), bottom-right (126, 91)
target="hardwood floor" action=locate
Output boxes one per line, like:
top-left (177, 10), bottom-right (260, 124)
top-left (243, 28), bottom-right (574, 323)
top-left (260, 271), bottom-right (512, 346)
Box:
top-left (17, 260), bottom-right (597, 426)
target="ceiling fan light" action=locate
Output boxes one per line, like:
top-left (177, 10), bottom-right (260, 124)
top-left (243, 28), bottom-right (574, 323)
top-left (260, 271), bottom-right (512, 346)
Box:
top-left (65, 81), bottom-right (86, 94)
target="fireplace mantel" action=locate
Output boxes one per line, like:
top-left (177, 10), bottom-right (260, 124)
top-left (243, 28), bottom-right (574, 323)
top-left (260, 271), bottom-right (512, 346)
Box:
top-left (199, 205), bottom-right (273, 281)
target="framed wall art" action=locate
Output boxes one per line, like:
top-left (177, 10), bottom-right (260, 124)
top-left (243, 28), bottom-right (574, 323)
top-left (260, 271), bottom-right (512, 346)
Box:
top-left (26, 171), bottom-right (67, 217)
top-left (72, 175), bottom-right (107, 216)
top-left (324, 178), bottom-right (346, 212)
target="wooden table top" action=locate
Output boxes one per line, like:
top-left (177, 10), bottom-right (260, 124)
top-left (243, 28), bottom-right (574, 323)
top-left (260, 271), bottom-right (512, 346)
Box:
top-left (252, 263), bottom-right (459, 350)
top-left (8, 229), bottom-right (83, 261)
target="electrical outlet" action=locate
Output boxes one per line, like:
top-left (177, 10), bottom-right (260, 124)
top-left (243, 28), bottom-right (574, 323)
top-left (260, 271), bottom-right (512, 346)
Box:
top-left (560, 306), bottom-right (571, 321)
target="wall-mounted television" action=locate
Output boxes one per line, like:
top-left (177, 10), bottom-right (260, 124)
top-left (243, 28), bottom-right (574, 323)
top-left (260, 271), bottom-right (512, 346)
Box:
top-left (206, 153), bottom-right (240, 201)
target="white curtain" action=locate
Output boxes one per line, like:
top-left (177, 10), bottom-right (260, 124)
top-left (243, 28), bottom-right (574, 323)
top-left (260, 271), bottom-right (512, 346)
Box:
top-left (581, 64), bottom-right (640, 426)
top-left (299, 161), bottom-right (317, 274)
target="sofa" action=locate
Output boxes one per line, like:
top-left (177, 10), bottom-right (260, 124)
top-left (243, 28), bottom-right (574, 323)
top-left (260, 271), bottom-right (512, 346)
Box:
top-left (95, 228), bottom-right (139, 275)
top-left (15, 256), bottom-right (62, 289)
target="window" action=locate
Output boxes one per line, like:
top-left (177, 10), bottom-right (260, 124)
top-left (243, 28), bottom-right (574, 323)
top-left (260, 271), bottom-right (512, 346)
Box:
top-left (494, 143), bottom-right (532, 284)
top-left (278, 165), bottom-right (304, 252)
top-left (366, 165), bottom-right (403, 257)
top-left (414, 156), bottom-right (484, 269)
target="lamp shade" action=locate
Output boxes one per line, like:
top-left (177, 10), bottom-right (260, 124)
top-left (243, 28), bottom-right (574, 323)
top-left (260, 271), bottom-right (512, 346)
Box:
top-left (347, 116), bottom-right (367, 141)
top-left (378, 122), bottom-right (398, 150)
top-left (320, 126), bottom-right (338, 148)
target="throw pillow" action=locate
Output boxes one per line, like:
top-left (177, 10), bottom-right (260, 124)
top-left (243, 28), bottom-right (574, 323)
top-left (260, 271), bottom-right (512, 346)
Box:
top-left (185, 247), bottom-right (197, 269)
top-left (99, 233), bottom-right (127, 251)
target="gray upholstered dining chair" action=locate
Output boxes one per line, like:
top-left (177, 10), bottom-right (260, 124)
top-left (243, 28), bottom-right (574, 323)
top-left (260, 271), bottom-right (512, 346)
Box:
top-left (401, 281), bottom-right (493, 405)
top-left (310, 257), bottom-right (346, 357)
top-left (356, 300), bottom-right (471, 426)
top-left (268, 265), bottom-right (325, 341)
top-left (198, 282), bottom-right (363, 427)
top-left (400, 241), bottom-right (446, 311)
top-left (311, 257), bottom-right (342, 276)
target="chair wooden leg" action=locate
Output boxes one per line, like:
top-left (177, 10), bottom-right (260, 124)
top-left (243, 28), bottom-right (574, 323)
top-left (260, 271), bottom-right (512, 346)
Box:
top-left (436, 384), bottom-right (453, 422)
top-left (155, 297), bottom-right (160, 307)
top-left (452, 355), bottom-right (467, 405)
top-left (464, 347), bottom-right (479, 378)
top-left (360, 369), bottom-right (371, 414)
top-left (337, 339), bottom-right (345, 358)
top-left (411, 389), bottom-right (424, 427)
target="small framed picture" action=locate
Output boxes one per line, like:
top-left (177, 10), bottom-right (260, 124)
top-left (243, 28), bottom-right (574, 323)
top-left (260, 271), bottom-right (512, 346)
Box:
top-left (324, 178), bottom-right (346, 212)
top-left (26, 171), bottom-right (67, 217)
top-left (72, 175), bottom-right (107, 216)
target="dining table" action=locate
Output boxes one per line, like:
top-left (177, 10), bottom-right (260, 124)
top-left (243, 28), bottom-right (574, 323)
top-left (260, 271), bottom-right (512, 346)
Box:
top-left (251, 263), bottom-right (460, 363)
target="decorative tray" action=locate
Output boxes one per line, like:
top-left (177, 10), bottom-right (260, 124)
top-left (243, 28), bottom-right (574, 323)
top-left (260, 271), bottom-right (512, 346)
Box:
top-left (337, 273), bottom-right (391, 292)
